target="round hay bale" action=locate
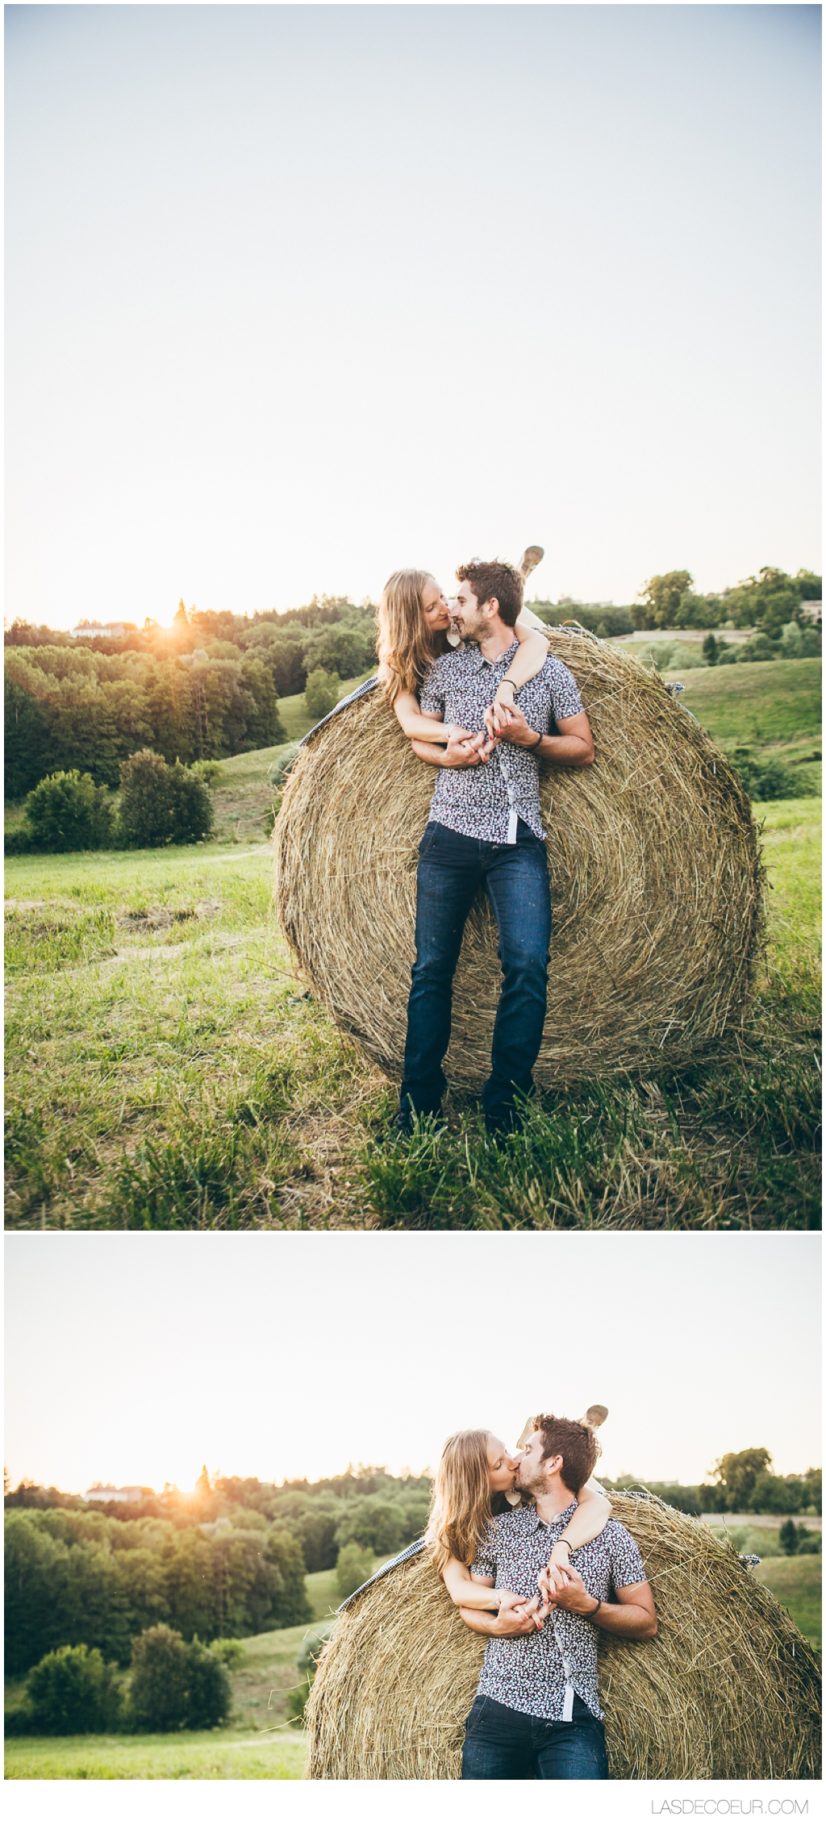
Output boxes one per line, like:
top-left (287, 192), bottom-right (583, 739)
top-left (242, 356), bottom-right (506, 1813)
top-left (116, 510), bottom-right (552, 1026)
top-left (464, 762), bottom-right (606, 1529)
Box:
top-left (306, 1493), bottom-right (821, 1781)
top-left (274, 633), bottom-right (763, 1089)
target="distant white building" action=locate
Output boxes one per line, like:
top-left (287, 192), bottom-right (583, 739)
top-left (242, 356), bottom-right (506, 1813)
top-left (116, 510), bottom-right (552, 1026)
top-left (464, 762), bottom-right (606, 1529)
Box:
top-left (83, 1484), bottom-right (148, 1504)
top-left (70, 622), bottom-right (129, 641)
top-left (800, 601), bottom-right (821, 626)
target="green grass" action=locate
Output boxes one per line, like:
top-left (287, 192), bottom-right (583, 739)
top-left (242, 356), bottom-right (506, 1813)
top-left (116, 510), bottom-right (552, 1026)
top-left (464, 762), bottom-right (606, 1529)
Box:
top-left (4, 650), bottom-right (821, 1228)
top-left (670, 658), bottom-right (821, 795)
top-left (305, 1566), bottom-right (348, 1619)
top-left (4, 843), bottom-right (383, 1228)
top-left (670, 658), bottom-right (820, 747)
top-left (276, 671), bottom-right (373, 742)
top-left (755, 1556), bottom-right (822, 1654)
top-left (4, 798), bottom-right (819, 1228)
top-left (4, 1727), bottom-right (306, 1780)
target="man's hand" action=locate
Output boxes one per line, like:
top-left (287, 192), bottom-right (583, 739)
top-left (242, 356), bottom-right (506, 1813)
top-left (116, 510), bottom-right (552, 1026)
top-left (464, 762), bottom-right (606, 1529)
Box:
top-left (492, 703), bottom-right (541, 749)
top-left (537, 1561), bottom-right (570, 1606)
top-left (484, 686), bottom-right (517, 738)
top-left (544, 1562), bottom-right (597, 1617)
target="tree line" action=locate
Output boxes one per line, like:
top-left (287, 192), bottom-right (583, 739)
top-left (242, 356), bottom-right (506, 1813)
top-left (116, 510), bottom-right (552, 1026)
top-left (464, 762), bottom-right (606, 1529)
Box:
top-left (4, 1465), bottom-right (432, 1677)
top-left (4, 600), bottom-right (378, 800)
top-left (533, 566), bottom-right (821, 638)
top-left (5, 1508), bottom-right (309, 1677)
top-left (606, 1448), bottom-right (822, 1518)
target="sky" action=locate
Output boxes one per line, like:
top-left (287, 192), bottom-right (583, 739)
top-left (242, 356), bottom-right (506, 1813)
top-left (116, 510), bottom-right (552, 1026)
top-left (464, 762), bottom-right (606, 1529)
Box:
top-left (4, 3), bottom-right (821, 628)
top-left (5, 1233), bottom-right (820, 1494)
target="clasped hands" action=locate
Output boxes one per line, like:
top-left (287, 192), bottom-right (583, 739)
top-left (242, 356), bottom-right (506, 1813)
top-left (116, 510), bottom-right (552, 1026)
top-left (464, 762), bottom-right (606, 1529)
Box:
top-left (493, 1559), bottom-right (596, 1638)
top-left (443, 693), bottom-right (539, 769)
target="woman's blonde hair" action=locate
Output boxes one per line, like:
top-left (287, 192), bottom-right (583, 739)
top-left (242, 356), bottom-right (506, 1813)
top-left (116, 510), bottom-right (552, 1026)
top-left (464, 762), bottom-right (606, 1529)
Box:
top-left (425, 1429), bottom-right (493, 1573)
top-left (376, 568), bottom-right (446, 704)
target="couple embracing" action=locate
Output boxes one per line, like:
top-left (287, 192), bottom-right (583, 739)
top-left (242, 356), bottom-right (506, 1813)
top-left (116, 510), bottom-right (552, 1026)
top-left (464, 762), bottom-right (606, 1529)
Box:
top-left (344, 1412), bottom-right (656, 1780)
top-left (429, 1412), bottom-right (656, 1780)
top-left (374, 553), bottom-right (595, 1138)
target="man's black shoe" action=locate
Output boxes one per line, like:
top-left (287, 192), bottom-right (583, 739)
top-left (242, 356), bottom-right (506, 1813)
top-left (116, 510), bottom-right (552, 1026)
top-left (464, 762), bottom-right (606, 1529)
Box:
top-left (386, 1107), bottom-right (445, 1141)
top-left (484, 1108), bottom-right (521, 1144)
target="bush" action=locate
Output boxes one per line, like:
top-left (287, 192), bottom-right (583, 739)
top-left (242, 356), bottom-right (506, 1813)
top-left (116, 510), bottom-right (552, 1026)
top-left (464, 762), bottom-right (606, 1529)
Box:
top-left (778, 1519), bottom-right (799, 1556)
top-left (4, 1706), bottom-right (35, 1737)
top-left (208, 1638), bottom-right (245, 1669)
top-left (118, 749), bottom-right (213, 847)
top-left (128, 1624), bottom-right (230, 1732)
top-left (26, 1644), bottom-right (122, 1735)
top-left (4, 825), bottom-right (36, 854)
top-left (286, 1625), bottom-right (333, 1725)
top-left (336, 1540), bottom-right (375, 1596)
top-left (727, 746), bottom-right (800, 803)
top-left (268, 742), bottom-right (301, 790)
top-left (183, 1638), bottom-right (232, 1729)
top-left (304, 668), bottom-right (340, 720)
top-left (23, 770), bottom-right (115, 852)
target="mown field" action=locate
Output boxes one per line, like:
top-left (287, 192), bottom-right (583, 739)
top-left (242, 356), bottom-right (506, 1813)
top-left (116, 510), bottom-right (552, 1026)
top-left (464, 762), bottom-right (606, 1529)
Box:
top-left (5, 1551), bottom-right (820, 1779)
top-left (4, 657), bottom-right (821, 1228)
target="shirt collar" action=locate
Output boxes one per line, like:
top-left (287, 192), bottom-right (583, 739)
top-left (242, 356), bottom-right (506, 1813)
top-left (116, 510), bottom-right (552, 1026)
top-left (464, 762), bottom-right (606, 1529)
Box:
top-left (525, 1499), bottom-right (579, 1535)
top-left (469, 639), bottom-right (519, 675)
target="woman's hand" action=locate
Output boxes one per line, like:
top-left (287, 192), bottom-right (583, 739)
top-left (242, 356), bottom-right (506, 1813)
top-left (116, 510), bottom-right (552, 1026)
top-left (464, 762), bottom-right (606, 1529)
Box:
top-left (497, 1588), bottom-right (530, 1612)
top-left (442, 729), bottom-right (497, 768)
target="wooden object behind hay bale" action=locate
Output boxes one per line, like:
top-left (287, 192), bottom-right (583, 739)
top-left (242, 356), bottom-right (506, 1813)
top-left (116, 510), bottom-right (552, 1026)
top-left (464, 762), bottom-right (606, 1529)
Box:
top-left (275, 633), bottom-right (764, 1089)
top-left (306, 1494), bottom-right (821, 1781)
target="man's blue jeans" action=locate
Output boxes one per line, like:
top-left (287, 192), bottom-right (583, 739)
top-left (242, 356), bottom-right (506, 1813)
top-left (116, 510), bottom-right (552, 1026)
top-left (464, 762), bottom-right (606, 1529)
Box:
top-left (461, 1693), bottom-right (609, 1780)
top-left (399, 819), bottom-right (552, 1126)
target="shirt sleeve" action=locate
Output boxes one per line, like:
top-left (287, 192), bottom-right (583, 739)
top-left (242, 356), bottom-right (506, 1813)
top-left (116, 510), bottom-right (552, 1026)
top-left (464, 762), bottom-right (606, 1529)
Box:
top-left (549, 661), bottom-right (584, 722)
top-left (608, 1524), bottom-right (648, 1590)
top-left (419, 659), bottom-right (446, 716)
top-left (470, 1521), bottom-right (499, 1582)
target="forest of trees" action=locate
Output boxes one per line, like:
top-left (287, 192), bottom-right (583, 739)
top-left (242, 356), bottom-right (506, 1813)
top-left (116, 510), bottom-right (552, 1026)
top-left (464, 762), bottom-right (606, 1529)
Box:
top-left (4, 598), bottom-right (378, 799)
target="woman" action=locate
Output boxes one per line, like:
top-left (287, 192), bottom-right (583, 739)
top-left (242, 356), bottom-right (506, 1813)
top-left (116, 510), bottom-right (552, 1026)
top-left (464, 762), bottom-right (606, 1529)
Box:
top-left (426, 1426), bottom-right (611, 1624)
top-left (376, 560), bottom-right (550, 755)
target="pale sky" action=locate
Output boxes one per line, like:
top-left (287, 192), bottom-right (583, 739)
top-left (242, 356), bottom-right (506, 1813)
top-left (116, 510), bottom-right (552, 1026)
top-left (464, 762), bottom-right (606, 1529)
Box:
top-left (5, 4), bottom-right (821, 628)
top-left (5, 1234), bottom-right (820, 1494)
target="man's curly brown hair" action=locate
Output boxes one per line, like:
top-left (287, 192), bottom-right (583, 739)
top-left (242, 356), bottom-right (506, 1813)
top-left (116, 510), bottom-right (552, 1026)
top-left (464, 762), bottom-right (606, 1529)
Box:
top-left (456, 558), bottom-right (524, 628)
top-left (532, 1414), bottom-right (599, 1495)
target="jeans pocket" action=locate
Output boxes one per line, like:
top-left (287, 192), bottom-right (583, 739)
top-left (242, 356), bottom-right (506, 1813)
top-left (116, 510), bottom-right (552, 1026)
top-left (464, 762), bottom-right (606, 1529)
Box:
top-left (465, 1696), bottom-right (489, 1731)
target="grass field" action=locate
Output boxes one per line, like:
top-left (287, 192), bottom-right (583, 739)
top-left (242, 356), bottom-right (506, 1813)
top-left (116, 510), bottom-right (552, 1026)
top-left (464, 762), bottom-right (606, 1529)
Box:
top-left (275, 671), bottom-right (373, 742)
top-left (755, 1556), bottom-right (822, 1654)
top-left (5, 1552), bottom-right (819, 1779)
top-left (4, 658), bottom-right (820, 1228)
top-left (4, 1727), bottom-right (307, 1780)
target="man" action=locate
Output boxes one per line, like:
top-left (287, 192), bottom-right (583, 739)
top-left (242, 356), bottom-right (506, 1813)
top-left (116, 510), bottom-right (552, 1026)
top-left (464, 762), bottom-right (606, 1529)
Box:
top-left (397, 557), bottom-right (594, 1137)
top-left (459, 1414), bottom-right (656, 1780)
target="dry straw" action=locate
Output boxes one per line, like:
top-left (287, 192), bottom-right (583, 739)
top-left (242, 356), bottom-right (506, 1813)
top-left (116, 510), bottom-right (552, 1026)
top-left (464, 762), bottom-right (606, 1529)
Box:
top-left (275, 632), bottom-right (764, 1088)
top-left (306, 1493), bottom-right (821, 1781)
